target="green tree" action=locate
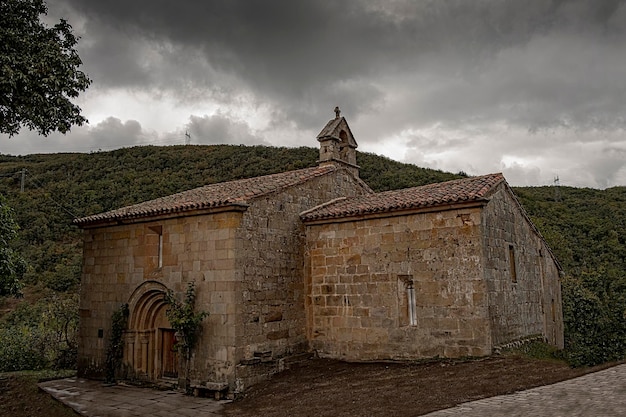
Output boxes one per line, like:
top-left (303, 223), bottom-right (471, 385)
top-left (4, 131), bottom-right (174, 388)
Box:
top-left (0, 196), bottom-right (26, 296)
top-left (0, 0), bottom-right (91, 137)
top-left (165, 282), bottom-right (209, 391)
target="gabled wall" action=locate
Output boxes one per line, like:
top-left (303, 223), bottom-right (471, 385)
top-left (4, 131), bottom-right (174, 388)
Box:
top-left (78, 210), bottom-right (244, 383)
top-left (233, 167), bottom-right (371, 390)
top-left (480, 184), bottom-right (564, 348)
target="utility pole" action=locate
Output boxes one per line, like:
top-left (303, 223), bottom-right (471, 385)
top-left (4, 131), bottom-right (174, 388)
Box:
top-left (20, 168), bottom-right (26, 193)
top-left (553, 175), bottom-right (561, 202)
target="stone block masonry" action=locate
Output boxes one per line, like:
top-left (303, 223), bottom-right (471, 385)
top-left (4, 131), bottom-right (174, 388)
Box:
top-left (305, 207), bottom-right (492, 361)
top-left (233, 168), bottom-right (371, 391)
top-left (481, 185), bottom-right (564, 349)
top-left (78, 211), bottom-right (244, 382)
top-left (304, 182), bottom-right (563, 361)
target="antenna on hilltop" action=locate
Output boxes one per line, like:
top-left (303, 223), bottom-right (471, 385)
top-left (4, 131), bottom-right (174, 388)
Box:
top-left (185, 131), bottom-right (191, 145)
top-left (553, 175), bottom-right (561, 202)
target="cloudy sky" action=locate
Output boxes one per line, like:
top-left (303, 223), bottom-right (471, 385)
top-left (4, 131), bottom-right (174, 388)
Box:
top-left (2, 0), bottom-right (626, 189)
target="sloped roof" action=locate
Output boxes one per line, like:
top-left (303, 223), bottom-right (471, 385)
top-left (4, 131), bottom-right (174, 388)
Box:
top-left (75, 164), bottom-right (338, 226)
top-left (317, 117), bottom-right (344, 139)
top-left (301, 173), bottom-right (505, 221)
top-left (316, 116), bottom-right (358, 148)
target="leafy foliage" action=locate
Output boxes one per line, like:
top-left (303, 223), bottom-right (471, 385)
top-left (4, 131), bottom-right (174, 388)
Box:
top-left (164, 282), bottom-right (208, 358)
top-left (164, 282), bottom-right (208, 392)
top-left (0, 195), bottom-right (26, 296)
top-left (104, 304), bottom-right (129, 383)
top-left (0, 0), bottom-right (91, 136)
top-left (0, 293), bottom-right (78, 371)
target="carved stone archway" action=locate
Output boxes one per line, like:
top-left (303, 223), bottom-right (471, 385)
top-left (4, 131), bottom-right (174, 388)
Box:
top-left (125, 281), bottom-right (178, 380)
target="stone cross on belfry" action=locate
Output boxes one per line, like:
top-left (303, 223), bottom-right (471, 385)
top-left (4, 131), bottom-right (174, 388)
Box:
top-left (334, 106), bottom-right (341, 119)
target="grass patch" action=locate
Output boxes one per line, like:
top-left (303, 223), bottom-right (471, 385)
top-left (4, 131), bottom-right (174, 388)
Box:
top-left (0, 369), bottom-right (78, 417)
top-left (504, 341), bottom-right (563, 362)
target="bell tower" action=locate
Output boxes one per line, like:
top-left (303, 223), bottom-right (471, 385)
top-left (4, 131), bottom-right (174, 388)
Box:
top-left (317, 107), bottom-right (359, 177)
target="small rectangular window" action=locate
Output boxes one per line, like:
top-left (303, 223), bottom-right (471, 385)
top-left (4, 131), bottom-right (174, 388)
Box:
top-left (398, 275), bottom-right (417, 326)
top-left (407, 282), bottom-right (417, 326)
top-left (158, 232), bottom-right (163, 268)
top-left (148, 225), bottom-right (163, 270)
top-left (509, 245), bottom-right (517, 283)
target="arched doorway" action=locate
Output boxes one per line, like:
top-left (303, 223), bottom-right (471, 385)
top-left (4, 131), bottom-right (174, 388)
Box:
top-left (125, 281), bottom-right (178, 381)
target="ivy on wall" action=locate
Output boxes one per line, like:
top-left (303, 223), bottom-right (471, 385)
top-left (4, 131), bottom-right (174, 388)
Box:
top-left (164, 282), bottom-right (208, 358)
top-left (105, 303), bottom-right (129, 383)
top-left (164, 282), bottom-right (208, 392)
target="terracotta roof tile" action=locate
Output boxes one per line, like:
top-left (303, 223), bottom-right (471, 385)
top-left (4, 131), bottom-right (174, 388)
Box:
top-left (301, 173), bottom-right (505, 221)
top-left (75, 164), bottom-right (337, 226)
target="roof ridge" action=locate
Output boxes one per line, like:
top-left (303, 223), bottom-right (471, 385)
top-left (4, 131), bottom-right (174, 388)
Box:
top-left (301, 173), bottom-right (505, 222)
top-left (300, 197), bottom-right (348, 217)
top-left (75, 164), bottom-right (337, 226)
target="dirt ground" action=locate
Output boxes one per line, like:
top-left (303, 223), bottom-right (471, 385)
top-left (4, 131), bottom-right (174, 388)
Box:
top-left (0, 373), bottom-right (78, 417)
top-left (223, 355), bottom-right (618, 417)
top-left (0, 355), bottom-right (619, 417)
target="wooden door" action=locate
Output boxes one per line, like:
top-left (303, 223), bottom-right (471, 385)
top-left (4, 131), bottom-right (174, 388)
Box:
top-left (161, 329), bottom-right (178, 378)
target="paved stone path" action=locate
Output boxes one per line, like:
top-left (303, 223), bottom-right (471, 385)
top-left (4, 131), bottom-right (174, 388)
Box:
top-left (39, 378), bottom-right (227, 417)
top-left (40, 364), bottom-right (626, 416)
top-left (423, 363), bottom-right (626, 417)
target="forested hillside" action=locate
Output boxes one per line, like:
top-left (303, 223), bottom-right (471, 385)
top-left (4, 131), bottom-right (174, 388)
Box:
top-left (515, 186), bottom-right (626, 365)
top-left (0, 144), bottom-right (624, 369)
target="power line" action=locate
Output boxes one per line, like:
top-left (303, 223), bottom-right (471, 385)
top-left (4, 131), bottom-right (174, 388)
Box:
top-left (0, 169), bottom-right (26, 191)
top-left (22, 170), bottom-right (79, 220)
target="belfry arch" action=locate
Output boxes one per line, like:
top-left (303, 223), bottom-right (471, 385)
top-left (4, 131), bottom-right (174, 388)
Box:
top-left (124, 281), bottom-right (178, 380)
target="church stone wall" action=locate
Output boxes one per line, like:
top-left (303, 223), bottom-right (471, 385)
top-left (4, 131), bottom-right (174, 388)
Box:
top-left (233, 169), bottom-right (371, 390)
top-left (78, 211), bottom-right (243, 384)
top-left (481, 185), bottom-right (564, 348)
top-left (78, 167), bottom-right (371, 392)
top-left (304, 206), bottom-right (492, 361)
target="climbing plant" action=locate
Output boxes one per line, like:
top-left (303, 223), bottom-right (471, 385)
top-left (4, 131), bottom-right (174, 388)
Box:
top-left (104, 304), bottom-right (129, 383)
top-left (164, 282), bottom-right (208, 392)
top-left (164, 282), bottom-right (209, 359)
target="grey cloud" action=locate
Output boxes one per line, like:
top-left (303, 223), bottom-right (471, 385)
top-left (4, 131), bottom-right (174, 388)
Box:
top-left (90, 117), bottom-right (145, 146)
top-left (55, 1), bottom-right (613, 117)
top-left (0, 117), bottom-right (156, 155)
top-left (187, 114), bottom-right (267, 146)
top-left (79, 23), bottom-right (155, 89)
top-left (33, 0), bottom-right (626, 188)
top-left (53, 0), bottom-right (626, 128)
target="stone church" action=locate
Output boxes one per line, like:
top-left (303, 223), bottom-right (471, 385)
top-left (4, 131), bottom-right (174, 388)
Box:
top-left (75, 109), bottom-right (564, 396)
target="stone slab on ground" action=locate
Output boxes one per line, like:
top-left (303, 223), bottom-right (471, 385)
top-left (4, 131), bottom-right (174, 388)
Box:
top-left (39, 378), bottom-right (226, 417)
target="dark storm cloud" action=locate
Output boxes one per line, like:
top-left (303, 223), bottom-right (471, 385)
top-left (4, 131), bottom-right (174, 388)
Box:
top-left (55, 0), bottom-right (626, 130)
top-left (30, 0), bottom-right (625, 188)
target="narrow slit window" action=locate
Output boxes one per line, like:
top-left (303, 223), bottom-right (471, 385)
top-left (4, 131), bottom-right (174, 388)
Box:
top-left (407, 281), bottom-right (417, 326)
top-left (148, 225), bottom-right (163, 270)
top-left (508, 245), bottom-right (517, 283)
top-left (158, 232), bottom-right (163, 268)
top-left (398, 275), bottom-right (417, 327)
